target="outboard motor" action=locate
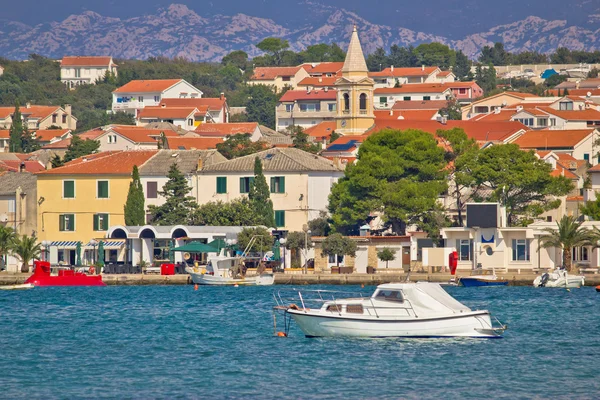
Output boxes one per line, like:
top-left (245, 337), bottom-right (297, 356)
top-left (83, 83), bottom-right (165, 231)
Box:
top-left (539, 273), bottom-right (550, 287)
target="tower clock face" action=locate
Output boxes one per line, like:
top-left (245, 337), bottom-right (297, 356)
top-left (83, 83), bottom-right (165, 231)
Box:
top-left (341, 119), bottom-right (347, 127)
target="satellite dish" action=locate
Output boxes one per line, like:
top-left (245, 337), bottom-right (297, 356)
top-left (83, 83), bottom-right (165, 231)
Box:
top-left (0, 214), bottom-right (8, 223)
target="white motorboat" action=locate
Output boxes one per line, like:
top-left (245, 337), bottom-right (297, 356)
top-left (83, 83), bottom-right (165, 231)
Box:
top-left (186, 254), bottom-right (274, 286)
top-left (0, 283), bottom-right (34, 290)
top-left (533, 269), bottom-right (585, 288)
top-left (273, 282), bottom-right (506, 338)
top-left (566, 64), bottom-right (591, 78)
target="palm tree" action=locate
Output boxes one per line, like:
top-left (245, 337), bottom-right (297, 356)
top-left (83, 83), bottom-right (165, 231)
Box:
top-left (0, 225), bottom-right (17, 271)
top-left (539, 215), bottom-right (596, 272)
top-left (12, 235), bottom-right (41, 273)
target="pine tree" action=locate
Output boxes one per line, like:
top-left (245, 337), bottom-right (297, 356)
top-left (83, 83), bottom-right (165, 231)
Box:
top-left (9, 101), bottom-right (24, 153)
top-left (248, 157), bottom-right (275, 227)
top-left (20, 125), bottom-right (41, 153)
top-left (147, 163), bottom-right (197, 225)
top-left (124, 165), bottom-right (146, 226)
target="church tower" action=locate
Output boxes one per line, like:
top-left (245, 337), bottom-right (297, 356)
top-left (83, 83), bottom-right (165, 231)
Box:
top-left (334, 25), bottom-right (375, 135)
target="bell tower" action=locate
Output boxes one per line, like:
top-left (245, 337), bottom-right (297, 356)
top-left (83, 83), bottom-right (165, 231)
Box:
top-left (335, 25), bottom-right (375, 135)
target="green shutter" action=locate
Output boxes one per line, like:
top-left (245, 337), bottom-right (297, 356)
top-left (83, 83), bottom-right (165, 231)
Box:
top-left (270, 177), bottom-right (276, 193)
top-left (93, 214), bottom-right (99, 231)
top-left (59, 215), bottom-right (65, 231)
top-left (240, 177), bottom-right (245, 193)
top-left (217, 177), bottom-right (227, 194)
top-left (98, 181), bottom-right (109, 198)
top-left (275, 211), bottom-right (285, 227)
top-left (280, 177), bottom-right (285, 193)
top-left (64, 181), bottom-right (74, 198)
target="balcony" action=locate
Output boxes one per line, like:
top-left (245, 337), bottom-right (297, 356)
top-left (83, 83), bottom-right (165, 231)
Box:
top-left (112, 100), bottom-right (146, 111)
top-left (276, 105), bottom-right (336, 119)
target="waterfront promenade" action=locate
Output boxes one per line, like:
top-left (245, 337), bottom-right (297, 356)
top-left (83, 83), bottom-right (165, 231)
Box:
top-left (2, 271), bottom-right (600, 286)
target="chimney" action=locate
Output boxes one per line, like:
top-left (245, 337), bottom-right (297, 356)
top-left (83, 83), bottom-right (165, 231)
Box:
top-left (19, 162), bottom-right (25, 173)
top-left (576, 81), bottom-right (580, 90)
top-left (197, 158), bottom-right (203, 171)
top-left (324, 87), bottom-right (328, 92)
top-left (220, 92), bottom-right (225, 101)
top-left (389, 110), bottom-right (393, 116)
top-left (64, 104), bottom-right (72, 115)
top-left (391, 65), bottom-right (394, 72)
top-left (25, 102), bottom-right (31, 109)
top-left (422, 65), bottom-right (425, 71)
top-left (318, 77), bottom-right (323, 83)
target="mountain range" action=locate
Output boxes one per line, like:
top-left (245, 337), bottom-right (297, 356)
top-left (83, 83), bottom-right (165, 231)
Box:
top-left (0, 3), bottom-right (599, 62)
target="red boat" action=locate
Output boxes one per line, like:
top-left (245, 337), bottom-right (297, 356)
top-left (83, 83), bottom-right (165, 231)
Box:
top-left (596, 285), bottom-right (600, 293)
top-left (24, 261), bottom-right (106, 287)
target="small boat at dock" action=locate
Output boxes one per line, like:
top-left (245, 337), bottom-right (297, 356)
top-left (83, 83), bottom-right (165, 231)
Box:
top-left (0, 283), bottom-right (34, 290)
top-left (186, 254), bottom-right (274, 286)
top-left (459, 275), bottom-right (508, 287)
top-left (273, 282), bottom-right (506, 338)
top-left (533, 269), bottom-right (584, 288)
top-left (24, 261), bottom-right (106, 287)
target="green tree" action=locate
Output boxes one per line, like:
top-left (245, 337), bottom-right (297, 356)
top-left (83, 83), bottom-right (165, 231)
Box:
top-left (475, 64), bottom-right (497, 93)
top-left (248, 157), bottom-right (276, 227)
top-left (320, 233), bottom-right (357, 268)
top-left (453, 50), bottom-right (471, 81)
top-left (287, 125), bottom-right (320, 154)
top-left (256, 38), bottom-right (290, 66)
top-left (389, 45), bottom-right (418, 68)
top-left (550, 47), bottom-right (573, 64)
top-left (439, 99), bottom-right (462, 120)
top-left (192, 198), bottom-right (264, 226)
top-left (366, 48), bottom-right (389, 72)
top-left (20, 126), bottom-right (41, 153)
top-left (63, 135), bottom-right (100, 163)
top-left (216, 133), bottom-right (268, 159)
top-left (237, 227), bottom-right (272, 254)
top-left (245, 84), bottom-right (277, 129)
top-left (221, 50), bottom-right (249, 70)
top-left (9, 101), bottom-right (24, 153)
top-left (285, 231), bottom-right (312, 268)
top-left (579, 194), bottom-right (600, 221)
top-left (413, 43), bottom-right (456, 69)
top-left (147, 163), bottom-right (197, 225)
top-left (124, 165), bottom-right (145, 226)
top-left (0, 225), bottom-right (16, 270)
top-left (329, 129), bottom-right (447, 235)
top-left (471, 144), bottom-right (574, 225)
top-left (308, 211), bottom-right (331, 237)
top-left (12, 234), bottom-right (41, 273)
top-left (545, 74), bottom-right (568, 88)
top-left (50, 154), bottom-right (64, 168)
top-left (377, 247), bottom-right (396, 268)
top-left (539, 215), bottom-right (595, 272)
top-left (329, 130), bottom-right (341, 144)
top-left (479, 42), bottom-right (510, 65)
top-left (588, 68), bottom-right (599, 79)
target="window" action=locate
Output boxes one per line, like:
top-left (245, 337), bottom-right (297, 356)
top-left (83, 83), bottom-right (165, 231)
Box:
top-left (326, 304), bottom-right (342, 312)
top-left (346, 304), bottom-right (364, 314)
top-left (188, 118), bottom-right (194, 126)
top-left (63, 180), bottom-right (75, 198)
top-left (379, 96), bottom-right (387, 104)
top-left (573, 247), bottom-right (589, 262)
top-left (457, 239), bottom-right (472, 261)
top-left (550, 118), bottom-right (556, 126)
top-left (75, 69), bottom-right (81, 78)
top-left (559, 102), bottom-right (573, 111)
top-left (285, 104), bottom-right (293, 112)
top-left (376, 290), bottom-right (404, 302)
top-left (7, 199), bottom-right (15, 213)
top-left (216, 177), bottom-right (227, 194)
top-left (328, 254), bottom-right (344, 264)
top-left (93, 213), bottom-right (109, 231)
top-left (138, 96), bottom-right (144, 103)
top-left (423, 96), bottom-right (431, 101)
top-left (282, 76), bottom-right (291, 82)
top-left (299, 103), bottom-right (320, 112)
top-left (239, 177), bottom-right (254, 194)
top-left (62, 114), bottom-right (67, 124)
top-left (52, 114), bottom-right (57, 123)
top-left (59, 214), bottom-right (75, 232)
top-left (359, 93), bottom-right (367, 110)
top-left (147, 181), bottom-right (158, 199)
top-left (584, 154), bottom-right (590, 163)
top-left (107, 135), bottom-right (117, 144)
top-left (546, 216), bottom-right (553, 222)
top-left (328, 103), bottom-right (336, 112)
top-left (458, 88), bottom-right (467, 94)
top-left (97, 180), bottom-right (109, 198)
top-left (154, 96), bottom-right (160, 102)
top-left (275, 210), bottom-right (285, 227)
top-left (538, 118), bottom-right (547, 127)
top-left (343, 93), bottom-right (350, 111)
top-left (403, 96), bottom-right (411, 101)
top-left (512, 239), bottom-right (530, 261)
top-left (270, 177), bottom-right (285, 193)
top-left (153, 239), bottom-right (172, 261)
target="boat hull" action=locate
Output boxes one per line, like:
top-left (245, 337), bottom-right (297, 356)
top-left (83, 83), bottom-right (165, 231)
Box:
top-left (533, 275), bottom-right (584, 288)
top-left (188, 271), bottom-right (274, 286)
top-left (0, 283), bottom-right (34, 290)
top-left (287, 310), bottom-right (500, 338)
top-left (24, 275), bottom-right (106, 287)
top-left (459, 277), bottom-right (508, 287)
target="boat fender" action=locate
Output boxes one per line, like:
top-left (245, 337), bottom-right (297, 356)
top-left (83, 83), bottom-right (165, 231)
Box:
top-left (540, 273), bottom-right (549, 287)
top-left (289, 304), bottom-right (300, 310)
top-left (276, 332), bottom-right (287, 337)
top-left (89, 266), bottom-right (95, 275)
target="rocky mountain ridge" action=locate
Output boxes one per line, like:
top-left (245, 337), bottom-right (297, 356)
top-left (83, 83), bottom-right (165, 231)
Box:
top-left (0, 4), bottom-right (598, 62)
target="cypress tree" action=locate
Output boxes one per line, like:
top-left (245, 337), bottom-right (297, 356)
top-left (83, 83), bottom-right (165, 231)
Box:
top-left (9, 101), bottom-right (24, 153)
top-left (147, 163), bottom-right (197, 225)
top-left (124, 165), bottom-right (146, 226)
top-left (248, 157), bottom-right (275, 227)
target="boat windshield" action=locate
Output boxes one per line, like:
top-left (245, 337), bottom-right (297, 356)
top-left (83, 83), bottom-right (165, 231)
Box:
top-left (374, 290), bottom-right (404, 303)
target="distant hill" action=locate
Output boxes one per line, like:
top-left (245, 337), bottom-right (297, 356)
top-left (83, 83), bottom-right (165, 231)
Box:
top-left (0, 3), bottom-right (598, 62)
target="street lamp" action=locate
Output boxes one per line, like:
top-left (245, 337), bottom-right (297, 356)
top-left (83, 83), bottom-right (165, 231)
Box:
top-left (41, 240), bottom-right (51, 262)
top-left (279, 238), bottom-right (287, 270)
top-left (302, 225), bottom-right (311, 274)
top-left (89, 239), bottom-right (98, 265)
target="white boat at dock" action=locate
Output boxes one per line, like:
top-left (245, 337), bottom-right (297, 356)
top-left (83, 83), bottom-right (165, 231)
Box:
top-left (533, 269), bottom-right (585, 288)
top-left (0, 283), bottom-right (34, 290)
top-left (186, 254), bottom-right (274, 286)
top-left (273, 282), bottom-right (506, 338)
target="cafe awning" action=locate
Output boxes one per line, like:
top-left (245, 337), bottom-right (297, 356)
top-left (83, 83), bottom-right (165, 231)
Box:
top-left (170, 242), bottom-right (219, 253)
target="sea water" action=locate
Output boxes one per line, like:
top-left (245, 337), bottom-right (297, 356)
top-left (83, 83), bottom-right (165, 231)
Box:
top-left (0, 285), bottom-right (598, 399)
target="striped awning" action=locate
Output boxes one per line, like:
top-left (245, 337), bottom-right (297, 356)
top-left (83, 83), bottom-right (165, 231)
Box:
top-left (84, 240), bottom-right (126, 249)
top-left (50, 241), bottom-right (81, 249)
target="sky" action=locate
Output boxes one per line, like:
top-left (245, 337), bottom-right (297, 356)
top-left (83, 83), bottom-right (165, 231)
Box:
top-left (0, 0), bottom-right (593, 38)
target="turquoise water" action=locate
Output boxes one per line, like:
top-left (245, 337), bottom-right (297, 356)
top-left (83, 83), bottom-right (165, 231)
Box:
top-left (1, 285), bottom-right (598, 399)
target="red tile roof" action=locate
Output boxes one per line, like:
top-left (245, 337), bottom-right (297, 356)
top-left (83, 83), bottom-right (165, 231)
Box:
top-left (513, 129), bottom-right (594, 149)
top-left (110, 127), bottom-right (179, 144)
top-left (0, 105), bottom-right (61, 120)
top-left (438, 71), bottom-right (453, 77)
top-left (375, 84), bottom-right (452, 94)
top-left (166, 137), bottom-right (223, 150)
top-left (113, 79), bottom-right (182, 93)
top-left (551, 164), bottom-right (579, 179)
top-left (32, 129), bottom-right (71, 142)
top-left (0, 160), bottom-right (46, 173)
top-left (297, 77), bottom-right (338, 87)
top-left (536, 107), bottom-right (600, 121)
top-left (304, 122), bottom-right (337, 140)
top-left (61, 56), bottom-right (114, 67)
top-left (251, 67), bottom-right (302, 80)
top-left (78, 127), bottom-right (105, 140)
top-left (159, 97), bottom-right (226, 112)
top-left (194, 123), bottom-right (259, 136)
top-left (38, 151), bottom-right (157, 175)
top-left (392, 100), bottom-right (449, 110)
top-left (474, 109), bottom-right (516, 122)
top-left (547, 89), bottom-right (600, 97)
top-left (137, 107), bottom-right (198, 119)
top-left (279, 89), bottom-right (337, 102)
top-left (42, 138), bottom-right (71, 149)
top-left (374, 110), bottom-right (437, 120)
top-left (302, 62), bottom-right (344, 75)
top-left (369, 67), bottom-right (439, 78)
top-left (0, 130), bottom-right (8, 139)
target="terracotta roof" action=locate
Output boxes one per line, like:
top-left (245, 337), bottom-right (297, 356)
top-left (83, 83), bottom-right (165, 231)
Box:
top-left (547, 89), bottom-right (600, 97)
top-left (369, 67), bottom-right (439, 78)
top-left (109, 127), bottom-right (180, 144)
top-left (0, 160), bottom-right (45, 173)
top-left (566, 195), bottom-right (584, 201)
top-left (438, 71), bottom-right (453, 77)
top-left (0, 130), bottom-right (8, 138)
top-left (513, 129), bottom-right (595, 149)
top-left (194, 123), bottom-right (259, 136)
top-left (138, 107), bottom-right (198, 119)
top-left (297, 77), bottom-right (338, 87)
top-left (304, 122), bottom-right (337, 140)
top-left (374, 110), bottom-right (438, 120)
top-left (42, 138), bottom-right (71, 149)
top-left (113, 79), bottom-right (182, 93)
top-left (391, 100), bottom-right (449, 110)
top-left (302, 62), bottom-right (344, 75)
top-left (0, 105), bottom-right (61, 120)
top-left (536, 107), bottom-right (600, 121)
top-left (38, 151), bottom-right (157, 175)
top-left (78, 128), bottom-right (105, 140)
top-left (32, 129), bottom-right (71, 142)
top-left (61, 56), bottom-right (114, 67)
top-left (250, 67), bottom-right (301, 80)
top-left (551, 163), bottom-right (579, 180)
top-left (166, 137), bottom-right (224, 150)
top-left (279, 89), bottom-right (337, 102)
top-left (159, 97), bottom-right (226, 112)
top-left (475, 110), bottom-right (516, 122)
top-left (375, 84), bottom-right (452, 94)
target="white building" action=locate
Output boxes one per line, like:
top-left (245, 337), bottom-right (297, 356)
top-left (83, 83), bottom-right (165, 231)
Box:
top-left (276, 89), bottom-right (337, 131)
top-left (112, 79), bottom-right (203, 115)
top-left (60, 56), bottom-right (117, 88)
top-left (374, 85), bottom-right (453, 109)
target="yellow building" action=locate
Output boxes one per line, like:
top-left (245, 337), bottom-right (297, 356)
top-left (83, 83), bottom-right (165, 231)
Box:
top-left (36, 151), bottom-right (157, 264)
top-left (335, 25), bottom-right (375, 135)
